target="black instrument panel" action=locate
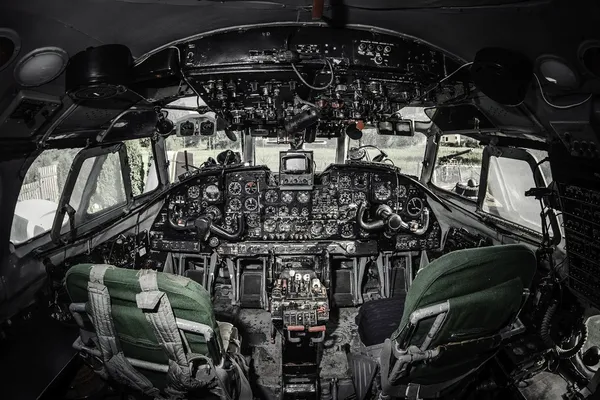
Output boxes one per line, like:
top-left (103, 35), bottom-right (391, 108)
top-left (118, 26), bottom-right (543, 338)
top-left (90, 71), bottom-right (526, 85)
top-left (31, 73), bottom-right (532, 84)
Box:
top-left (149, 164), bottom-right (441, 253)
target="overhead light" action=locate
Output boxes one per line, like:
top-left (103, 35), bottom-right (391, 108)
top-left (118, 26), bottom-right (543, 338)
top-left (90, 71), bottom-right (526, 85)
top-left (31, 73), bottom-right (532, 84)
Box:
top-left (14, 46), bottom-right (69, 87)
top-left (536, 55), bottom-right (579, 89)
top-left (0, 28), bottom-right (21, 72)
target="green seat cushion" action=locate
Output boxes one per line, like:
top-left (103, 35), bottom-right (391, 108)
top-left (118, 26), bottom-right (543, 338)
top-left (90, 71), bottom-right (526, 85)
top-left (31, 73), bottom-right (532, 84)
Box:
top-left (66, 264), bottom-right (220, 365)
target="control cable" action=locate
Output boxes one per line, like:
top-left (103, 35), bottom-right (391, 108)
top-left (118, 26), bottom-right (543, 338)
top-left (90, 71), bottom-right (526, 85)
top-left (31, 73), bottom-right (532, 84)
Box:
top-left (534, 74), bottom-right (592, 109)
top-left (291, 56), bottom-right (335, 91)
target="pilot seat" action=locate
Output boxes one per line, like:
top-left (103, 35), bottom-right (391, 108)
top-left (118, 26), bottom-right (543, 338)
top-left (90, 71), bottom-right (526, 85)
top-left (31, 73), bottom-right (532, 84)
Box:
top-left (65, 264), bottom-right (252, 400)
top-left (355, 244), bottom-right (536, 399)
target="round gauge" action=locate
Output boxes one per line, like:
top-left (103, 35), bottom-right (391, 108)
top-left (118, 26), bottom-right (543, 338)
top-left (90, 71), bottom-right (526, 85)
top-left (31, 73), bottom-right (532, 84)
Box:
top-left (265, 189), bottom-right (278, 203)
top-left (339, 175), bottom-right (351, 188)
top-left (301, 208), bottom-right (310, 217)
top-left (397, 185), bottom-right (407, 197)
top-left (339, 192), bottom-right (352, 205)
top-left (374, 183), bottom-right (391, 201)
top-left (310, 222), bottom-right (323, 236)
top-left (246, 213), bottom-right (260, 228)
top-left (297, 191), bottom-right (310, 204)
top-left (279, 221), bottom-right (291, 232)
top-left (264, 219), bottom-right (277, 233)
top-left (406, 197), bottom-right (424, 217)
top-left (187, 185), bottom-right (200, 199)
top-left (229, 198), bottom-right (242, 211)
top-left (265, 205), bottom-right (276, 215)
top-left (279, 206), bottom-right (289, 216)
top-left (205, 206), bottom-right (222, 222)
top-left (325, 221), bottom-right (338, 236)
top-left (281, 191), bottom-right (294, 203)
top-left (341, 223), bottom-right (354, 238)
top-left (245, 181), bottom-right (258, 194)
top-left (291, 207), bottom-right (299, 217)
top-left (229, 182), bottom-right (242, 196)
top-left (322, 175), bottom-right (329, 185)
top-left (354, 174), bottom-right (367, 188)
top-left (204, 184), bottom-right (220, 201)
top-left (354, 192), bottom-right (367, 204)
top-left (244, 197), bottom-right (258, 211)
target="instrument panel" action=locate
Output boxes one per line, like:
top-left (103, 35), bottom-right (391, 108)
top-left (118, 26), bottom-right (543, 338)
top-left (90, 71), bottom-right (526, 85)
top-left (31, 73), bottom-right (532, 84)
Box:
top-left (149, 164), bottom-right (441, 253)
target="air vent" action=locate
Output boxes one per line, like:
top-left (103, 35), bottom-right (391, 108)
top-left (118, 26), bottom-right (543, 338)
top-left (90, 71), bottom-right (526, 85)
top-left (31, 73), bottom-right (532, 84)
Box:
top-left (579, 41), bottom-right (600, 79)
top-left (0, 28), bottom-right (21, 72)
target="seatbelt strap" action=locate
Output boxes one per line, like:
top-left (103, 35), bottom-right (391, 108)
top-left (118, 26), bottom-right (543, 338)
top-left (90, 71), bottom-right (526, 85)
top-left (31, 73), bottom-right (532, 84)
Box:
top-left (87, 265), bottom-right (160, 398)
top-left (136, 270), bottom-right (213, 396)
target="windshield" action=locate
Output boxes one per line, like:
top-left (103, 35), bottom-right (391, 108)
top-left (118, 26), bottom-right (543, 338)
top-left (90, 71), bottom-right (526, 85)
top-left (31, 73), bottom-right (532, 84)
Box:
top-left (352, 129), bottom-right (427, 177)
top-left (254, 137), bottom-right (338, 172)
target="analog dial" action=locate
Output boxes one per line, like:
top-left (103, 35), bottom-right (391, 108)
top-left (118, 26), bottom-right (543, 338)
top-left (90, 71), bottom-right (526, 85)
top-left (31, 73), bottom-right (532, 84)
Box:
top-left (187, 185), bottom-right (200, 199)
top-left (325, 221), bottom-right (338, 236)
top-left (374, 183), bottom-right (391, 201)
top-left (341, 223), bottom-right (354, 238)
top-left (279, 221), bottom-right (291, 232)
top-left (291, 207), bottom-right (299, 217)
top-left (339, 175), bottom-right (351, 188)
top-left (264, 219), bottom-right (277, 233)
top-left (301, 208), bottom-right (310, 217)
top-left (229, 182), bottom-right (242, 196)
top-left (354, 174), bottom-right (367, 188)
top-left (265, 189), bottom-right (279, 203)
top-left (244, 197), bottom-right (258, 211)
top-left (246, 213), bottom-right (260, 228)
top-left (204, 184), bottom-right (220, 201)
top-left (281, 191), bottom-right (294, 203)
top-left (297, 191), bottom-right (310, 204)
top-left (354, 192), bottom-right (367, 204)
top-left (279, 206), bottom-right (289, 216)
top-left (339, 192), bottom-right (352, 205)
top-left (397, 185), bottom-right (407, 197)
top-left (229, 198), bottom-right (242, 211)
top-left (245, 181), bottom-right (258, 194)
top-left (406, 197), bottom-right (424, 217)
top-left (310, 222), bottom-right (323, 236)
top-left (205, 205), bottom-right (222, 222)
top-left (265, 205), bottom-right (277, 215)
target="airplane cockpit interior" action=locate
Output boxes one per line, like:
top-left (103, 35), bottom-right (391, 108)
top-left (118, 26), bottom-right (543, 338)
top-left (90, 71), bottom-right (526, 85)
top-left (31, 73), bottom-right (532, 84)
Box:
top-left (1, 1), bottom-right (600, 399)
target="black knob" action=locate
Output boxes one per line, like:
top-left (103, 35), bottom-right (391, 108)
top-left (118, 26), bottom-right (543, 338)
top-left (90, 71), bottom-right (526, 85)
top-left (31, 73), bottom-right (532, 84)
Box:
top-left (582, 346), bottom-right (600, 367)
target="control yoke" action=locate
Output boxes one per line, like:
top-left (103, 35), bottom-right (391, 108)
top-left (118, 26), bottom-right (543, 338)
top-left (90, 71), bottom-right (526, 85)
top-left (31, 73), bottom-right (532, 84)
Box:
top-left (169, 211), bottom-right (245, 241)
top-left (358, 203), bottom-right (430, 235)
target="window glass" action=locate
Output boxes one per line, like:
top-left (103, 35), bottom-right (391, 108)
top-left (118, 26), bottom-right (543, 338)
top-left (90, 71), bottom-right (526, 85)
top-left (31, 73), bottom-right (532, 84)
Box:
top-left (254, 137), bottom-right (338, 172)
top-left (11, 148), bottom-right (82, 244)
top-left (125, 138), bottom-right (158, 197)
top-left (583, 315), bottom-right (600, 365)
top-left (482, 156), bottom-right (543, 232)
top-left (432, 134), bottom-right (484, 200)
top-left (354, 130), bottom-right (428, 177)
top-left (165, 132), bottom-right (242, 177)
top-left (87, 152), bottom-right (127, 215)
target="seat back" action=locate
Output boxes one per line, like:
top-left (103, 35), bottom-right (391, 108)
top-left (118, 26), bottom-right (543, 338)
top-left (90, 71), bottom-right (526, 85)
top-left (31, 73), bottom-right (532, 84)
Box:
top-left (65, 264), bottom-right (226, 396)
top-left (388, 244), bottom-right (536, 389)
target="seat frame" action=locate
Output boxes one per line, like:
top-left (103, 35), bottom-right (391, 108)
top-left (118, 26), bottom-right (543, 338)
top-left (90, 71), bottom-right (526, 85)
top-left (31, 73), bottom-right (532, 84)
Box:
top-left (69, 302), bottom-right (225, 373)
top-left (378, 293), bottom-right (528, 399)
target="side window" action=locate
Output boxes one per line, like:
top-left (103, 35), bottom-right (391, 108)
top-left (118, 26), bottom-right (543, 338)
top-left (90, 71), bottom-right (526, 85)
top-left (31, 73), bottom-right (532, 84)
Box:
top-left (11, 148), bottom-right (82, 244)
top-left (583, 315), bottom-right (600, 368)
top-left (125, 138), bottom-right (158, 197)
top-left (432, 134), bottom-right (484, 200)
top-left (482, 154), bottom-right (547, 232)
